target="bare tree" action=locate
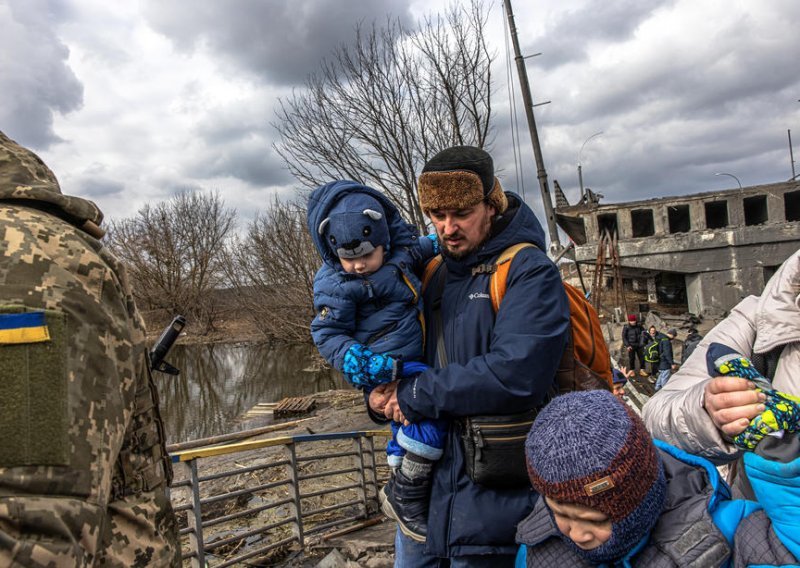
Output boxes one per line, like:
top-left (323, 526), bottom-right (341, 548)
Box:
top-left (107, 191), bottom-right (236, 332)
top-left (221, 197), bottom-right (317, 343)
top-left (274, 0), bottom-right (493, 229)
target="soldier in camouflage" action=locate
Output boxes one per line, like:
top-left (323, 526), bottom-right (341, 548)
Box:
top-left (0, 131), bottom-right (179, 567)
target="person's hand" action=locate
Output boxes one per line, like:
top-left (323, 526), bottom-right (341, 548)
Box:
top-left (626, 346), bottom-right (633, 352)
top-left (671, 364), bottom-right (679, 372)
top-left (369, 381), bottom-right (407, 425)
top-left (619, 365), bottom-right (635, 379)
top-left (368, 383), bottom-right (393, 414)
top-left (703, 377), bottom-right (767, 438)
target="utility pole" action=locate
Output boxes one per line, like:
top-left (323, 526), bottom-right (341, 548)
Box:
top-left (789, 129), bottom-right (796, 181)
top-left (503, 0), bottom-right (561, 255)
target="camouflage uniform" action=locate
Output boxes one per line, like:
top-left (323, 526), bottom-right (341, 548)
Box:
top-left (0, 132), bottom-right (179, 567)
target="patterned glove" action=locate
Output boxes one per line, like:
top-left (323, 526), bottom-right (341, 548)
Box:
top-left (707, 343), bottom-right (800, 450)
top-left (426, 233), bottom-right (440, 255)
top-left (342, 344), bottom-right (398, 388)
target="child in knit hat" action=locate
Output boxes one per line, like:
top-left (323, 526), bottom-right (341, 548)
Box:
top-left (307, 180), bottom-right (445, 542)
top-left (515, 389), bottom-right (800, 567)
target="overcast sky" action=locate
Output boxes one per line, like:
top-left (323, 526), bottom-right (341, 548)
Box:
top-left (2, 0), bottom-right (799, 230)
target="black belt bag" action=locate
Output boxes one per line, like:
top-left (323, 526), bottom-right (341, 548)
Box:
top-left (460, 409), bottom-right (537, 489)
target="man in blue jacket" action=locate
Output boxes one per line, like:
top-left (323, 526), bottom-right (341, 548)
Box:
top-left (367, 146), bottom-right (570, 566)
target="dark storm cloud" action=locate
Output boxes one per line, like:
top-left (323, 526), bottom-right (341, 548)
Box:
top-left (143, 0), bottom-right (414, 86)
top-left (524, 0), bottom-right (677, 69)
top-left (77, 177), bottom-right (126, 198)
top-left (0, 0), bottom-right (83, 148)
top-left (185, 134), bottom-right (293, 188)
top-left (182, 98), bottom-right (294, 187)
top-left (502, 0), bottom-right (800, 214)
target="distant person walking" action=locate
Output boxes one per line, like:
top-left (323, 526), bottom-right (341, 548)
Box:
top-left (681, 327), bottom-right (703, 364)
top-left (643, 325), bottom-right (660, 378)
top-left (654, 329), bottom-right (678, 391)
top-left (621, 315), bottom-right (646, 376)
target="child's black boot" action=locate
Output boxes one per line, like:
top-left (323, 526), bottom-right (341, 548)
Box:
top-left (380, 469), bottom-right (429, 542)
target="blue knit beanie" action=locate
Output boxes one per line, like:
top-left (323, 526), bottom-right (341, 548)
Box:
top-left (525, 390), bottom-right (666, 563)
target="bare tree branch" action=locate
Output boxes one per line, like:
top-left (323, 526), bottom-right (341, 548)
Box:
top-left (274, 0), bottom-right (494, 232)
top-left (107, 190), bottom-right (236, 333)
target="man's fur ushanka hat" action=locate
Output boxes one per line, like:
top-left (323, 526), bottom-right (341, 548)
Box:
top-left (417, 146), bottom-right (508, 215)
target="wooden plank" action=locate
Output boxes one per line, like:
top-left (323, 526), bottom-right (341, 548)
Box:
top-left (166, 418), bottom-right (314, 453)
top-left (274, 396), bottom-right (316, 419)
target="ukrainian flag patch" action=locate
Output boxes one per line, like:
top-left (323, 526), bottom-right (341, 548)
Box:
top-left (0, 312), bottom-right (51, 344)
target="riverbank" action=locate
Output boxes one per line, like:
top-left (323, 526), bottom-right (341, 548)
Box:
top-left (144, 310), bottom-right (268, 345)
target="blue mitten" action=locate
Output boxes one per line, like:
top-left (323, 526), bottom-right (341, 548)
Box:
top-left (707, 343), bottom-right (800, 450)
top-left (342, 344), bottom-right (398, 388)
top-left (426, 233), bottom-right (440, 255)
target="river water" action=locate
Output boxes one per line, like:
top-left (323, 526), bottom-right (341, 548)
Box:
top-left (155, 342), bottom-right (347, 444)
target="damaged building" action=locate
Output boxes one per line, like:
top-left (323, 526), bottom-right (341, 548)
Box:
top-left (554, 180), bottom-right (800, 315)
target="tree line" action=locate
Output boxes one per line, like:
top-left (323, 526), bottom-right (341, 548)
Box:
top-left (106, 0), bottom-right (493, 342)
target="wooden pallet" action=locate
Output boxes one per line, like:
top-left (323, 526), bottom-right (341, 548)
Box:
top-left (273, 396), bottom-right (317, 419)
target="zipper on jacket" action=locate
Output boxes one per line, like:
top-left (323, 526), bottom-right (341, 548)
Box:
top-left (366, 321), bottom-right (398, 346)
top-left (471, 423), bottom-right (485, 461)
top-left (363, 279), bottom-right (374, 299)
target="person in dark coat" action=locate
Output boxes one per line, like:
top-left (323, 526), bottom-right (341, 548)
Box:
top-left (368, 146), bottom-right (570, 566)
top-left (681, 327), bottom-right (703, 364)
top-left (307, 180), bottom-right (444, 541)
top-left (621, 314), bottom-right (647, 376)
top-left (654, 328), bottom-right (677, 391)
top-left (515, 390), bottom-right (800, 567)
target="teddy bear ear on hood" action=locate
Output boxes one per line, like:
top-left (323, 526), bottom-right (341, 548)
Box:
top-left (363, 208), bottom-right (382, 221)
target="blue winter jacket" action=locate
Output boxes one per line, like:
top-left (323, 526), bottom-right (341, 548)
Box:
top-left (515, 439), bottom-right (799, 567)
top-left (657, 333), bottom-right (674, 371)
top-left (396, 193), bottom-right (571, 557)
top-left (307, 181), bottom-right (435, 371)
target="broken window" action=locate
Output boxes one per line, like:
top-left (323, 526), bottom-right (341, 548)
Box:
top-left (597, 213), bottom-right (618, 238)
top-left (785, 190), bottom-right (800, 222)
top-left (656, 272), bottom-right (687, 306)
top-left (667, 204), bottom-right (690, 233)
top-left (743, 195), bottom-right (768, 226)
top-left (764, 265), bottom-right (780, 283)
top-left (631, 209), bottom-right (655, 237)
top-left (704, 200), bottom-right (728, 229)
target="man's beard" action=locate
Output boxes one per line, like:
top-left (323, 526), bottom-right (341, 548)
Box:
top-left (440, 215), bottom-right (493, 260)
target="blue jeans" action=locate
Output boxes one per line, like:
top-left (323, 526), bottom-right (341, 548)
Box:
top-left (394, 530), bottom-right (516, 567)
top-left (655, 368), bottom-right (672, 391)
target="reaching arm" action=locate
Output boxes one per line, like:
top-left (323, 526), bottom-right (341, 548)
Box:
top-left (643, 297), bottom-right (765, 463)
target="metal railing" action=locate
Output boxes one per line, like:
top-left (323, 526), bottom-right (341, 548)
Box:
top-left (169, 430), bottom-right (391, 567)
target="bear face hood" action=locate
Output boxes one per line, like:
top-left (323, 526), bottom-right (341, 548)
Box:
top-left (307, 180), bottom-right (419, 270)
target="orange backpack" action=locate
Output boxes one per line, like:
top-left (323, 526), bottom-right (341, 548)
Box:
top-left (422, 243), bottom-right (612, 394)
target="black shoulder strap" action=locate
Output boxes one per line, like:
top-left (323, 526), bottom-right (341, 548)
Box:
top-left (751, 344), bottom-right (786, 381)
